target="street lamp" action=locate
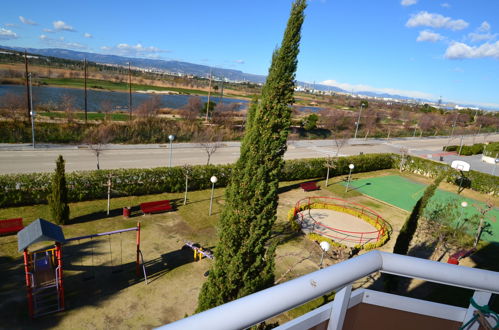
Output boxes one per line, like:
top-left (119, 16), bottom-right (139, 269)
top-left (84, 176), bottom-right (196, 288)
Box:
top-left (457, 201), bottom-right (468, 229)
top-left (319, 241), bottom-right (330, 268)
top-left (353, 104), bottom-right (364, 140)
top-left (345, 163), bottom-right (355, 192)
top-left (168, 134), bottom-right (175, 167)
top-left (492, 156), bottom-right (499, 176)
top-left (28, 73), bottom-right (35, 149)
top-left (209, 175), bottom-right (218, 216)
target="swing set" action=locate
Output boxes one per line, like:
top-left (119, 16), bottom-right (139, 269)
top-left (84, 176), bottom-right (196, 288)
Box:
top-left (17, 219), bottom-right (147, 318)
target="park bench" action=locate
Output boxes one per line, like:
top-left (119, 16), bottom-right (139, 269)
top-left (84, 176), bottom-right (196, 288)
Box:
top-left (0, 218), bottom-right (24, 235)
top-left (300, 182), bottom-right (320, 192)
top-left (140, 200), bottom-right (173, 215)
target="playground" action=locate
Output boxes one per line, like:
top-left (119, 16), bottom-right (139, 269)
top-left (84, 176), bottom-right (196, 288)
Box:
top-left (0, 170), bottom-right (496, 328)
top-left (344, 175), bottom-right (499, 242)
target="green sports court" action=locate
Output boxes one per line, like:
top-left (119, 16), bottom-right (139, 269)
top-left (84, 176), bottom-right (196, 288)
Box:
top-left (345, 175), bottom-right (498, 242)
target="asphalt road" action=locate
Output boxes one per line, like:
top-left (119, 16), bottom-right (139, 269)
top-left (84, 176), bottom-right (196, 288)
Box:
top-left (0, 134), bottom-right (497, 174)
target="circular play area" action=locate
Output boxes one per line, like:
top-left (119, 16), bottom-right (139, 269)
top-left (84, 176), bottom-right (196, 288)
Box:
top-left (291, 197), bottom-right (391, 249)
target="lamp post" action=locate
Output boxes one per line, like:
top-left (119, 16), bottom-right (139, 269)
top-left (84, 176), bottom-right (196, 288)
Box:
top-left (28, 73), bottom-right (35, 149)
top-left (353, 104), bottom-right (363, 140)
top-left (345, 163), bottom-right (354, 192)
top-left (457, 201), bottom-right (468, 229)
top-left (492, 155), bottom-right (499, 176)
top-left (209, 175), bottom-right (218, 216)
top-left (319, 241), bottom-right (330, 268)
top-left (168, 134), bottom-right (175, 167)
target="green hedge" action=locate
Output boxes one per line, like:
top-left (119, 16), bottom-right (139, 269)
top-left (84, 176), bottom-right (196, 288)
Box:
top-left (0, 154), bottom-right (395, 208)
top-left (397, 155), bottom-right (499, 195)
top-left (3, 152), bottom-right (496, 208)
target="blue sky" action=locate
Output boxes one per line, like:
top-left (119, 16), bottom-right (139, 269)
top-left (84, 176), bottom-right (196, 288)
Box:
top-left (1, 0), bottom-right (498, 108)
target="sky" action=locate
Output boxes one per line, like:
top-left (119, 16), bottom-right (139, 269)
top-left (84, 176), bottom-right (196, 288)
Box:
top-left (1, 0), bottom-right (498, 109)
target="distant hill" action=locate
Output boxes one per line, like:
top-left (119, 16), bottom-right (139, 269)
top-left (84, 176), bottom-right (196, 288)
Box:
top-left (0, 45), bottom-right (268, 83)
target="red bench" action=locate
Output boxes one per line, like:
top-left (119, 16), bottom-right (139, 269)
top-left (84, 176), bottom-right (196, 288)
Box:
top-left (300, 182), bottom-right (320, 192)
top-left (0, 218), bottom-right (24, 235)
top-left (140, 200), bottom-right (173, 215)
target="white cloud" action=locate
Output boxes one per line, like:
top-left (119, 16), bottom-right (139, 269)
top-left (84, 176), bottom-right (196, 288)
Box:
top-left (83, 32), bottom-right (92, 38)
top-left (43, 28), bottom-right (55, 33)
top-left (0, 28), bottom-right (18, 40)
top-left (444, 41), bottom-right (499, 59)
top-left (39, 34), bottom-right (86, 49)
top-left (468, 32), bottom-right (496, 43)
top-left (416, 30), bottom-right (444, 42)
top-left (19, 16), bottom-right (37, 25)
top-left (406, 11), bottom-right (468, 30)
top-left (4, 23), bottom-right (16, 27)
top-left (401, 0), bottom-right (417, 6)
top-left (479, 21), bottom-right (491, 32)
top-left (234, 59), bottom-right (245, 64)
top-left (53, 20), bottom-right (75, 32)
top-left (320, 79), bottom-right (434, 99)
top-left (441, 3), bottom-right (450, 8)
top-left (100, 43), bottom-right (169, 57)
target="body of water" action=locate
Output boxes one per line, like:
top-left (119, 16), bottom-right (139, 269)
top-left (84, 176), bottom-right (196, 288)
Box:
top-left (0, 85), bottom-right (322, 112)
top-left (0, 85), bottom-right (248, 112)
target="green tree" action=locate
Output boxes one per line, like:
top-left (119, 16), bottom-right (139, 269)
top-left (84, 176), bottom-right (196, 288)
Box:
top-left (303, 113), bottom-right (319, 130)
top-left (385, 171), bottom-right (447, 292)
top-left (48, 155), bottom-right (70, 225)
top-left (197, 0), bottom-right (307, 312)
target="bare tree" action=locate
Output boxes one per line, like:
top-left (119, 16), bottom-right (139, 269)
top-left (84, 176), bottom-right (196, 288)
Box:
top-left (324, 156), bottom-right (337, 187)
top-left (182, 165), bottom-right (193, 205)
top-left (85, 125), bottom-right (114, 169)
top-left (0, 92), bottom-right (26, 122)
top-left (199, 129), bottom-right (224, 165)
top-left (181, 96), bottom-right (202, 121)
top-left (135, 95), bottom-right (162, 118)
top-left (399, 148), bottom-right (409, 172)
top-left (60, 94), bottom-right (75, 123)
top-left (332, 130), bottom-right (350, 156)
top-left (100, 100), bottom-right (113, 121)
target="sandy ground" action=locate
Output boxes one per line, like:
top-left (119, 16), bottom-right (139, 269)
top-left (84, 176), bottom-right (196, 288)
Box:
top-left (299, 209), bottom-right (379, 247)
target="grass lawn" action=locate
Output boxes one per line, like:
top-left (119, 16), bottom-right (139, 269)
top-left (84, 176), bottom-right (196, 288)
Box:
top-left (38, 111), bottom-right (130, 122)
top-left (345, 175), bottom-right (499, 242)
top-left (0, 170), bottom-right (496, 328)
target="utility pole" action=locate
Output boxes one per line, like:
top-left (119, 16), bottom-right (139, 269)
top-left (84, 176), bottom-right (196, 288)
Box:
top-left (24, 50), bottom-right (31, 120)
top-left (29, 73), bottom-right (35, 149)
top-left (205, 69), bottom-right (212, 122)
top-left (444, 112), bottom-right (459, 151)
top-left (353, 104), bottom-right (363, 139)
top-left (84, 58), bottom-right (88, 123)
top-left (128, 62), bottom-right (132, 120)
top-left (219, 78), bottom-right (224, 105)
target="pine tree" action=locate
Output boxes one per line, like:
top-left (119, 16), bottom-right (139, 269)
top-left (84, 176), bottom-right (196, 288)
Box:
top-left (197, 0), bottom-right (307, 312)
top-left (48, 155), bottom-right (70, 225)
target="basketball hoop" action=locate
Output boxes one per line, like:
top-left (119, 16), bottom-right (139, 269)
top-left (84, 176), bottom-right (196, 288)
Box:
top-left (451, 160), bottom-right (471, 172)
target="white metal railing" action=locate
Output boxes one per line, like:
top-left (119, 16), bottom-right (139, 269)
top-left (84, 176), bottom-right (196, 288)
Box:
top-left (158, 251), bottom-right (499, 330)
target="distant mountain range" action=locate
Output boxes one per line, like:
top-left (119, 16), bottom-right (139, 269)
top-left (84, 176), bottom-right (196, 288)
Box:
top-left (1, 45), bottom-right (492, 110)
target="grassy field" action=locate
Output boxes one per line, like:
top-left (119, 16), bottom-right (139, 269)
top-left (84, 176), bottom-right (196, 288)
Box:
top-left (38, 111), bottom-right (131, 121)
top-left (36, 77), bottom-right (252, 100)
top-left (0, 170), bottom-right (496, 328)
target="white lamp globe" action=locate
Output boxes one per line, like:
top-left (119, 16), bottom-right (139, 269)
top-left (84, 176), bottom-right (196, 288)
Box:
top-left (349, 164), bottom-right (355, 170)
top-left (210, 176), bottom-right (218, 184)
top-left (168, 134), bottom-right (175, 141)
top-left (320, 241), bottom-right (331, 252)
top-left (461, 201), bottom-right (468, 208)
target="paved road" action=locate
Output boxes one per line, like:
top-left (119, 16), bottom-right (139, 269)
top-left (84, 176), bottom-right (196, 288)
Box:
top-left (0, 134), bottom-right (497, 174)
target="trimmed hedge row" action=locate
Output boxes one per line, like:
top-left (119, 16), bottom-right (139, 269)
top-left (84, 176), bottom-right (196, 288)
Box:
top-left (0, 154), bottom-right (396, 208)
top-left (443, 144), bottom-right (484, 155)
top-left (397, 155), bottom-right (499, 195)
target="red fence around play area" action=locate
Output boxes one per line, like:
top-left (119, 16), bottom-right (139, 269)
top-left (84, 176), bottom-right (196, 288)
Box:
top-left (294, 196), bottom-right (391, 245)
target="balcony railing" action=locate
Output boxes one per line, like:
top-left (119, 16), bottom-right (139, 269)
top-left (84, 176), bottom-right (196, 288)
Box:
top-left (158, 251), bottom-right (499, 330)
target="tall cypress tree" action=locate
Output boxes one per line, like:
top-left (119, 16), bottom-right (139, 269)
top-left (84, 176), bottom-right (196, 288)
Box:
top-left (48, 155), bottom-right (70, 225)
top-left (197, 0), bottom-right (307, 312)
